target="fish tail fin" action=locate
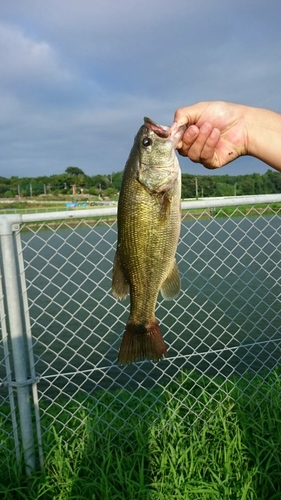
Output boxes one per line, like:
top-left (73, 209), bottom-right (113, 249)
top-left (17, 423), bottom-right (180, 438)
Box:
top-left (117, 321), bottom-right (167, 364)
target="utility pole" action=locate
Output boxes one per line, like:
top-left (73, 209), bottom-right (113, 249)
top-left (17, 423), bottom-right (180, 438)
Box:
top-left (195, 177), bottom-right (198, 198)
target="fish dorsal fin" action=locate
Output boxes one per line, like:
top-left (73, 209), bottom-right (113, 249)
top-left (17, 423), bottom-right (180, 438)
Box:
top-left (160, 260), bottom-right (181, 300)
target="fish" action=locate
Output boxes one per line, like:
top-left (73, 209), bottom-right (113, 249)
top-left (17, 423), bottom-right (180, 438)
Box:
top-left (112, 117), bottom-right (186, 364)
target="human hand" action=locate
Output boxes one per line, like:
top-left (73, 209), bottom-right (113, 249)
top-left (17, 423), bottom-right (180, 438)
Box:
top-left (173, 101), bottom-right (248, 169)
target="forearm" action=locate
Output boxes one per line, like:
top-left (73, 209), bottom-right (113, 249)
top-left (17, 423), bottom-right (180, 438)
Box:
top-left (245, 107), bottom-right (281, 172)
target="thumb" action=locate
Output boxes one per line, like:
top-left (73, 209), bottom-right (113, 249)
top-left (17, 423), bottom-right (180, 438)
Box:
top-left (173, 102), bottom-right (208, 127)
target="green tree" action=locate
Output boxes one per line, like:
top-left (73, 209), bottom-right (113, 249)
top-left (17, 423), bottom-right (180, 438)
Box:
top-left (200, 176), bottom-right (216, 197)
top-left (65, 166), bottom-right (85, 176)
top-left (216, 183), bottom-right (234, 197)
top-left (112, 171), bottom-right (123, 191)
top-left (90, 175), bottom-right (110, 191)
top-left (239, 176), bottom-right (255, 195)
top-left (263, 169), bottom-right (281, 193)
top-left (102, 187), bottom-right (118, 198)
top-left (181, 174), bottom-right (196, 198)
top-left (89, 187), bottom-right (100, 196)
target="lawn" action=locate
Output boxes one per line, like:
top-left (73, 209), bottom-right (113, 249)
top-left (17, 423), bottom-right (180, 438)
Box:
top-left (1, 370), bottom-right (281, 499)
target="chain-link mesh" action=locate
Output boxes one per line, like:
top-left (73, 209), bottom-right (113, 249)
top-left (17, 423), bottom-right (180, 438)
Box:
top-left (0, 197), bottom-right (281, 465)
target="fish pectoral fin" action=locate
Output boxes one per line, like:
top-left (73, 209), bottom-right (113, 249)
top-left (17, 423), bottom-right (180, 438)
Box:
top-left (160, 260), bottom-right (181, 300)
top-left (112, 251), bottom-right (129, 300)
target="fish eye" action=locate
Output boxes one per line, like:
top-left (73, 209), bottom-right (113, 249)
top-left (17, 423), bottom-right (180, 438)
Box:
top-left (142, 137), bottom-right (152, 147)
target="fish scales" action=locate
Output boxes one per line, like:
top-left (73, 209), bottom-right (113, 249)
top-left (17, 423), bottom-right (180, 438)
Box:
top-left (112, 117), bottom-right (186, 364)
top-left (118, 176), bottom-right (180, 321)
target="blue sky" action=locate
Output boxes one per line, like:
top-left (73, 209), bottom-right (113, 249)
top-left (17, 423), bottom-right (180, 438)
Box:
top-left (1, 0), bottom-right (281, 178)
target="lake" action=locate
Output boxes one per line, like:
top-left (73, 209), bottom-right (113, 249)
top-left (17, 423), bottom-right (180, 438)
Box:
top-left (20, 213), bottom-right (281, 396)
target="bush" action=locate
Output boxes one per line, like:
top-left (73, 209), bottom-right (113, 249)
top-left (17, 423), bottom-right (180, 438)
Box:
top-left (2, 190), bottom-right (15, 198)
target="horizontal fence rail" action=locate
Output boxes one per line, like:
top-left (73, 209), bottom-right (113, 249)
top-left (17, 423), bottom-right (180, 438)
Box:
top-left (0, 194), bottom-right (281, 472)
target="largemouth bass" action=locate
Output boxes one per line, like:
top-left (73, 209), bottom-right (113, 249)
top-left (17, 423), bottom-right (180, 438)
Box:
top-left (112, 117), bottom-right (186, 364)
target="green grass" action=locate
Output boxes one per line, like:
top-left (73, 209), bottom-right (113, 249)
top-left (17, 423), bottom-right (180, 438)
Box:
top-left (1, 371), bottom-right (281, 499)
top-left (211, 203), bottom-right (281, 218)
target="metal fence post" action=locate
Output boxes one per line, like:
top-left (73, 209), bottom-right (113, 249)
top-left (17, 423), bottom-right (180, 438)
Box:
top-left (0, 257), bottom-right (21, 463)
top-left (0, 215), bottom-right (35, 475)
top-left (15, 230), bottom-right (44, 470)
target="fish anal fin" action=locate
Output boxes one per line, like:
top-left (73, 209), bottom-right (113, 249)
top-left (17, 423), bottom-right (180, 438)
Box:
top-left (160, 260), bottom-right (181, 300)
top-left (118, 321), bottom-right (167, 364)
top-left (112, 251), bottom-right (129, 300)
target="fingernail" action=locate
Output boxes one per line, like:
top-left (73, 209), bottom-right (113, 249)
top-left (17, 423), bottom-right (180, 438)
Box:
top-left (200, 122), bottom-right (211, 133)
top-left (186, 126), bottom-right (198, 137)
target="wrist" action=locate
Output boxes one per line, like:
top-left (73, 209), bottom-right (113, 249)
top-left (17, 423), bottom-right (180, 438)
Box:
top-left (244, 106), bottom-right (281, 171)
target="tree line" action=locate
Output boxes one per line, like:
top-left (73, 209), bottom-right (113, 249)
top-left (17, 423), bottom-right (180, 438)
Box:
top-left (0, 166), bottom-right (280, 199)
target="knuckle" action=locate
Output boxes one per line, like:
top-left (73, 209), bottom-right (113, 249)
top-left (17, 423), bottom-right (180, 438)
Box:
top-left (188, 151), bottom-right (201, 163)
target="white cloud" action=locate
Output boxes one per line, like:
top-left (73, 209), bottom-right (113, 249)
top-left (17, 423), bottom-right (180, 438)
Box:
top-left (0, 23), bottom-right (72, 85)
top-left (0, 1), bottom-right (281, 177)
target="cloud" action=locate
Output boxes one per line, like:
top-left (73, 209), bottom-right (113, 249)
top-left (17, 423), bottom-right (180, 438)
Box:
top-left (0, 1), bottom-right (281, 178)
top-left (0, 23), bottom-right (72, 87)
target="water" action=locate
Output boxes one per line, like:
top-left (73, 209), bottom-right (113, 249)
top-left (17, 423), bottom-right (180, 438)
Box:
top-left (19, 214), bottom-right (281, 395)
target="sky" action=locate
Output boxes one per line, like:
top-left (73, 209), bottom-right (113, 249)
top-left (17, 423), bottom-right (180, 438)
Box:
top-left (1, 0), bottom-right (281, 179)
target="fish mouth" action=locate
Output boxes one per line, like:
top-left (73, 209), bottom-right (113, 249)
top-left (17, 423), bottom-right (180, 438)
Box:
top-left (143, 117), bottom-right (169, 138)
top-left (143, 117), bottom-right (186, 146)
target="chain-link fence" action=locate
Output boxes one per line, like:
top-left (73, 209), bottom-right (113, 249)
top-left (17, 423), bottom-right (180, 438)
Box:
top-left (0, 194), bottom-right (281, 473)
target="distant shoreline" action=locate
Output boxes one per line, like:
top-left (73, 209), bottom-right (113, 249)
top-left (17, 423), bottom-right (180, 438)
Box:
top-left (18, 203), bottom-right (281, 231)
